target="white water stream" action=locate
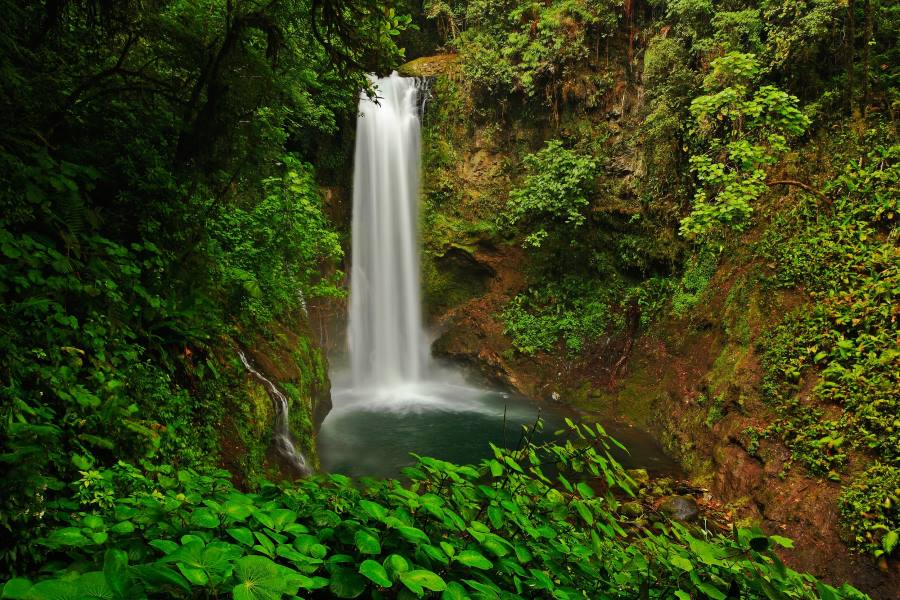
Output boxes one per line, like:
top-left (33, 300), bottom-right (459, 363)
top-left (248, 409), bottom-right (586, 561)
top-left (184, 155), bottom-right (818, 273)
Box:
top-left (237, 349), bottom-right (310, 475)
top-left (348, 73), bottom-right (428, 388)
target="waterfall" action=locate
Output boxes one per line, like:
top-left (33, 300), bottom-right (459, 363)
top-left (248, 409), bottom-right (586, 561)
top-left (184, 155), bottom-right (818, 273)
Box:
top-left (348, 73), bottom-right (428, 388)
top-left (237, 349), bottom-right (310, 475)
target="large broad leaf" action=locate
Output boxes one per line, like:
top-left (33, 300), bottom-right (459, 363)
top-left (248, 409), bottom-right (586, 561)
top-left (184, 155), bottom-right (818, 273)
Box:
top-left (358, 500), bottom-right (388, 521)
top-left (227, 527), bottom-right (255, 546)
top-left (72, 572), bottom-right (115, 599)
top-left (45, 527), bottom-right (87, 547)
top-left (383, 554), bottom-right (409, 582)
top-left (102, 549), bottom-right (129, 597)
top-left (358, 560), bottom-right (392, 588)
top-left (189, 508), bottom-right (220, 529)
top-left (396, 526), bottom-right (429, 545)
top-left (21, 579), bottom-right (81, 600)
top-left (163, 540), bottom-right (239, 586)
top-left (328, 568), bottom-right (366, 598)
top-left (232, 556), bottom-right (284, 600)
top-left (267, 508), bottom-right (297, 532)
top-left (455, 550), bottom-right (492, 570)
top-left (131, 565), bottom-right (191, 593)
top-left (294, 534), bottom-right (328, 559)
top-left (399, 570), bottom-right (447, 596)
top-left (354, 530), bottom-right (381, 555)
top-left (1, 579), bottom-right (32, 600)
top-left (441, 581), bottom-right (470, 600)
top-left (223, 500), bottom-right (253, 522)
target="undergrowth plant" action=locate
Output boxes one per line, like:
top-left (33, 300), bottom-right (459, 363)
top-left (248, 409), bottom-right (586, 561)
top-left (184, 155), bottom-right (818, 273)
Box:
top-left (0, 421), bottom-right (866, 600)
top-left (757, 137), bottom-right (899, 559)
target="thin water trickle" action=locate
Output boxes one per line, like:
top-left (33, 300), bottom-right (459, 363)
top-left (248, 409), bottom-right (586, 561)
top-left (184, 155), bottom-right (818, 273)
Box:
top-left (237, 349), bottom-right (310, 475)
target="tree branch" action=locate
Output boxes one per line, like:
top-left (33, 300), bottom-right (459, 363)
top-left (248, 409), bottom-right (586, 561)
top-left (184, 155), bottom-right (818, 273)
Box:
top-left (766, 179), bottom-right (826, 200)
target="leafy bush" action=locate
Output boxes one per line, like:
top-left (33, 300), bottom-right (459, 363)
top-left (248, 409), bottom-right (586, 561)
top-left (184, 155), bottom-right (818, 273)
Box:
top-left (840, 464), bottom-right (900, 563)
top-left (681, 53), bottom-right (810, 239)
top-left (671, 246), bottom-right (719, 316)
top-left (758, 139), bottom-right (898, 556)
top-left (210, 155), bottom-right (344, 324)
top-left (0, 422), bottom-right (866, 599)
top-left (501, 277), bottom-right (623, 355)
top-left (438, 0), bottom-right (619, 102)
top-left (502, 140), bottom-right (597, 251)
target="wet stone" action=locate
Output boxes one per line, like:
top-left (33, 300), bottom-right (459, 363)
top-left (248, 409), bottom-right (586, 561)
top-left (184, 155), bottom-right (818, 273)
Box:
top-left (660, 495), bottom-right (700, 523)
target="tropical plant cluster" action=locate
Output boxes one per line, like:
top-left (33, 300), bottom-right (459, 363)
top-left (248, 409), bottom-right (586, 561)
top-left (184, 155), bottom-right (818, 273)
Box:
top-left (0, 0), bottom-right (409, 578)
top-left (0, 423), bottom-right (867, 599)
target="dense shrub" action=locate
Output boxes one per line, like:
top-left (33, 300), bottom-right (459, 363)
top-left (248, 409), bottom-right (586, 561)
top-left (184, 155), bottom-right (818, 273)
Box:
top-left (0, 423), bottom-right (866, 599)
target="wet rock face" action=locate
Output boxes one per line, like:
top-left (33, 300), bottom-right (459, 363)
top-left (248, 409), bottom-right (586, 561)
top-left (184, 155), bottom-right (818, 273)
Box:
top-left (660, 495), bottom-right (700, 522)
top-left (714, 443), bottom-right (764, 499)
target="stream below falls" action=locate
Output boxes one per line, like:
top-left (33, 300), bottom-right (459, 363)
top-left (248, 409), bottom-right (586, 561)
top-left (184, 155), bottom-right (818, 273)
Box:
top-left (318, 363), bottom-right (679, 479)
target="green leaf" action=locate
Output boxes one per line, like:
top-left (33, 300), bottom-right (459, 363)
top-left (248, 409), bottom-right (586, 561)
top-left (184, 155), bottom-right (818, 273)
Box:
top-left (399, 570), bottom-right (447, 596)
top-left (190, 507), bottom-right (220, 529)
top-left (223, 500), bottom-right (253, 522)
top-left (82, 515), bottom-right (105, 531)
top-left (233, 555), bottom-right (284, 600)
top-left (383, 554), bottom-right (410, 581)
top-left (1, 579), bottom-right (32, 600)
top-left (441, 581), bottom-right (470, 600)
top-left (102, 549), bottom-right (129, 597)
top-left (769, 535), bottom-right (795, 549)
top-left (355, 530), bottom-right (381, 555)
top-left (329, 568), bottom-right (366, 598)
top-left (359, 559), bottom-right (392, 587)
top-left (455, 550), bottom-right (492, 570)
top-left (227, 527), bottom-right (255, 546)
top-left (177, 565), bottom-right (208, 586)
top-left (396, 525), bottom-right (429, 545)
top-left (574, 501), bottom-right (594, 525)
top-left (883, 530), bottom-right (898, 554)
top-left (149, 539), bottom-right (179, 555)
top-left (131, 565), bottom-right (191, 593)
top-left (22, 579), bottom-right (81, 600)
top-left (670, 555), bottom-right (694, 572)
top-left (45, 527), bottom-right (87, 547)
top-left (575, 482), bottom-right (595, 498)
top-left (359, 500), bottom-right (388, 521)
top-left (109, 521), bottom-right (134, 535)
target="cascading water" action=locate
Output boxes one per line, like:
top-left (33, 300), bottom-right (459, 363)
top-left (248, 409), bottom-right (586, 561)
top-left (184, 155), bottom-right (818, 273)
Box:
top-left (237, 349), bottom-right (310, 475)
top-left (318, 74), bottom-right (574, 477)
top-left (348, 73), bottom-right (428, 388)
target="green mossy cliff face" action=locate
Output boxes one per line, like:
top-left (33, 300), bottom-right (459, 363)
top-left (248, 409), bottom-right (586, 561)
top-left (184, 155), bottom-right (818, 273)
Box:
top-left (402, 52), bottom-right (897, 595)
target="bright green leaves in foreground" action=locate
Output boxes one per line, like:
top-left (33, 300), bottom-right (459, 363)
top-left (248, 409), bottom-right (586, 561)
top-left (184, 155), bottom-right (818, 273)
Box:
top-left (1, 422), bottom-right (866, 599)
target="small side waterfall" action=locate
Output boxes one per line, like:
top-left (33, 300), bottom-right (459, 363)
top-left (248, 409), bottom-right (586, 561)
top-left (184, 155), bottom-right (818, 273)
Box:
top-left (348, 73), bottom-right (428, 389)
top-left (237, 349), bottom-right (310, 475)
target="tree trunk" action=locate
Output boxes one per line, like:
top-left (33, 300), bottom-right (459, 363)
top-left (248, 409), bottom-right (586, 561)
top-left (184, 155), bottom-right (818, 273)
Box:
top-left (847, 0), bottom-right (856, 112)
top-left (862, 0), bottom-right (874, 114)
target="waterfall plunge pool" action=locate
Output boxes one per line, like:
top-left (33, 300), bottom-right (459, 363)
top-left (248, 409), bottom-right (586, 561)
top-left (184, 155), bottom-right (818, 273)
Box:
top-left (318, 363), bottom-right (679, 479)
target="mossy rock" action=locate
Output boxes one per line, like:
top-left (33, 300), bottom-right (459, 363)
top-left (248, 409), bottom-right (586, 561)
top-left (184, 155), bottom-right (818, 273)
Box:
top-left (397, 54), bottom-right (458, 77)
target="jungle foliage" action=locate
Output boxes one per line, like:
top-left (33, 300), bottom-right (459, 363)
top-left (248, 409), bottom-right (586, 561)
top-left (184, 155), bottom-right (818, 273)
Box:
top-left (0, 0), bottom-right (408, 577)
top-left (425, 0), bottom-right (898, 568)
top-left (0, 422), bottom-right (867, 599)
